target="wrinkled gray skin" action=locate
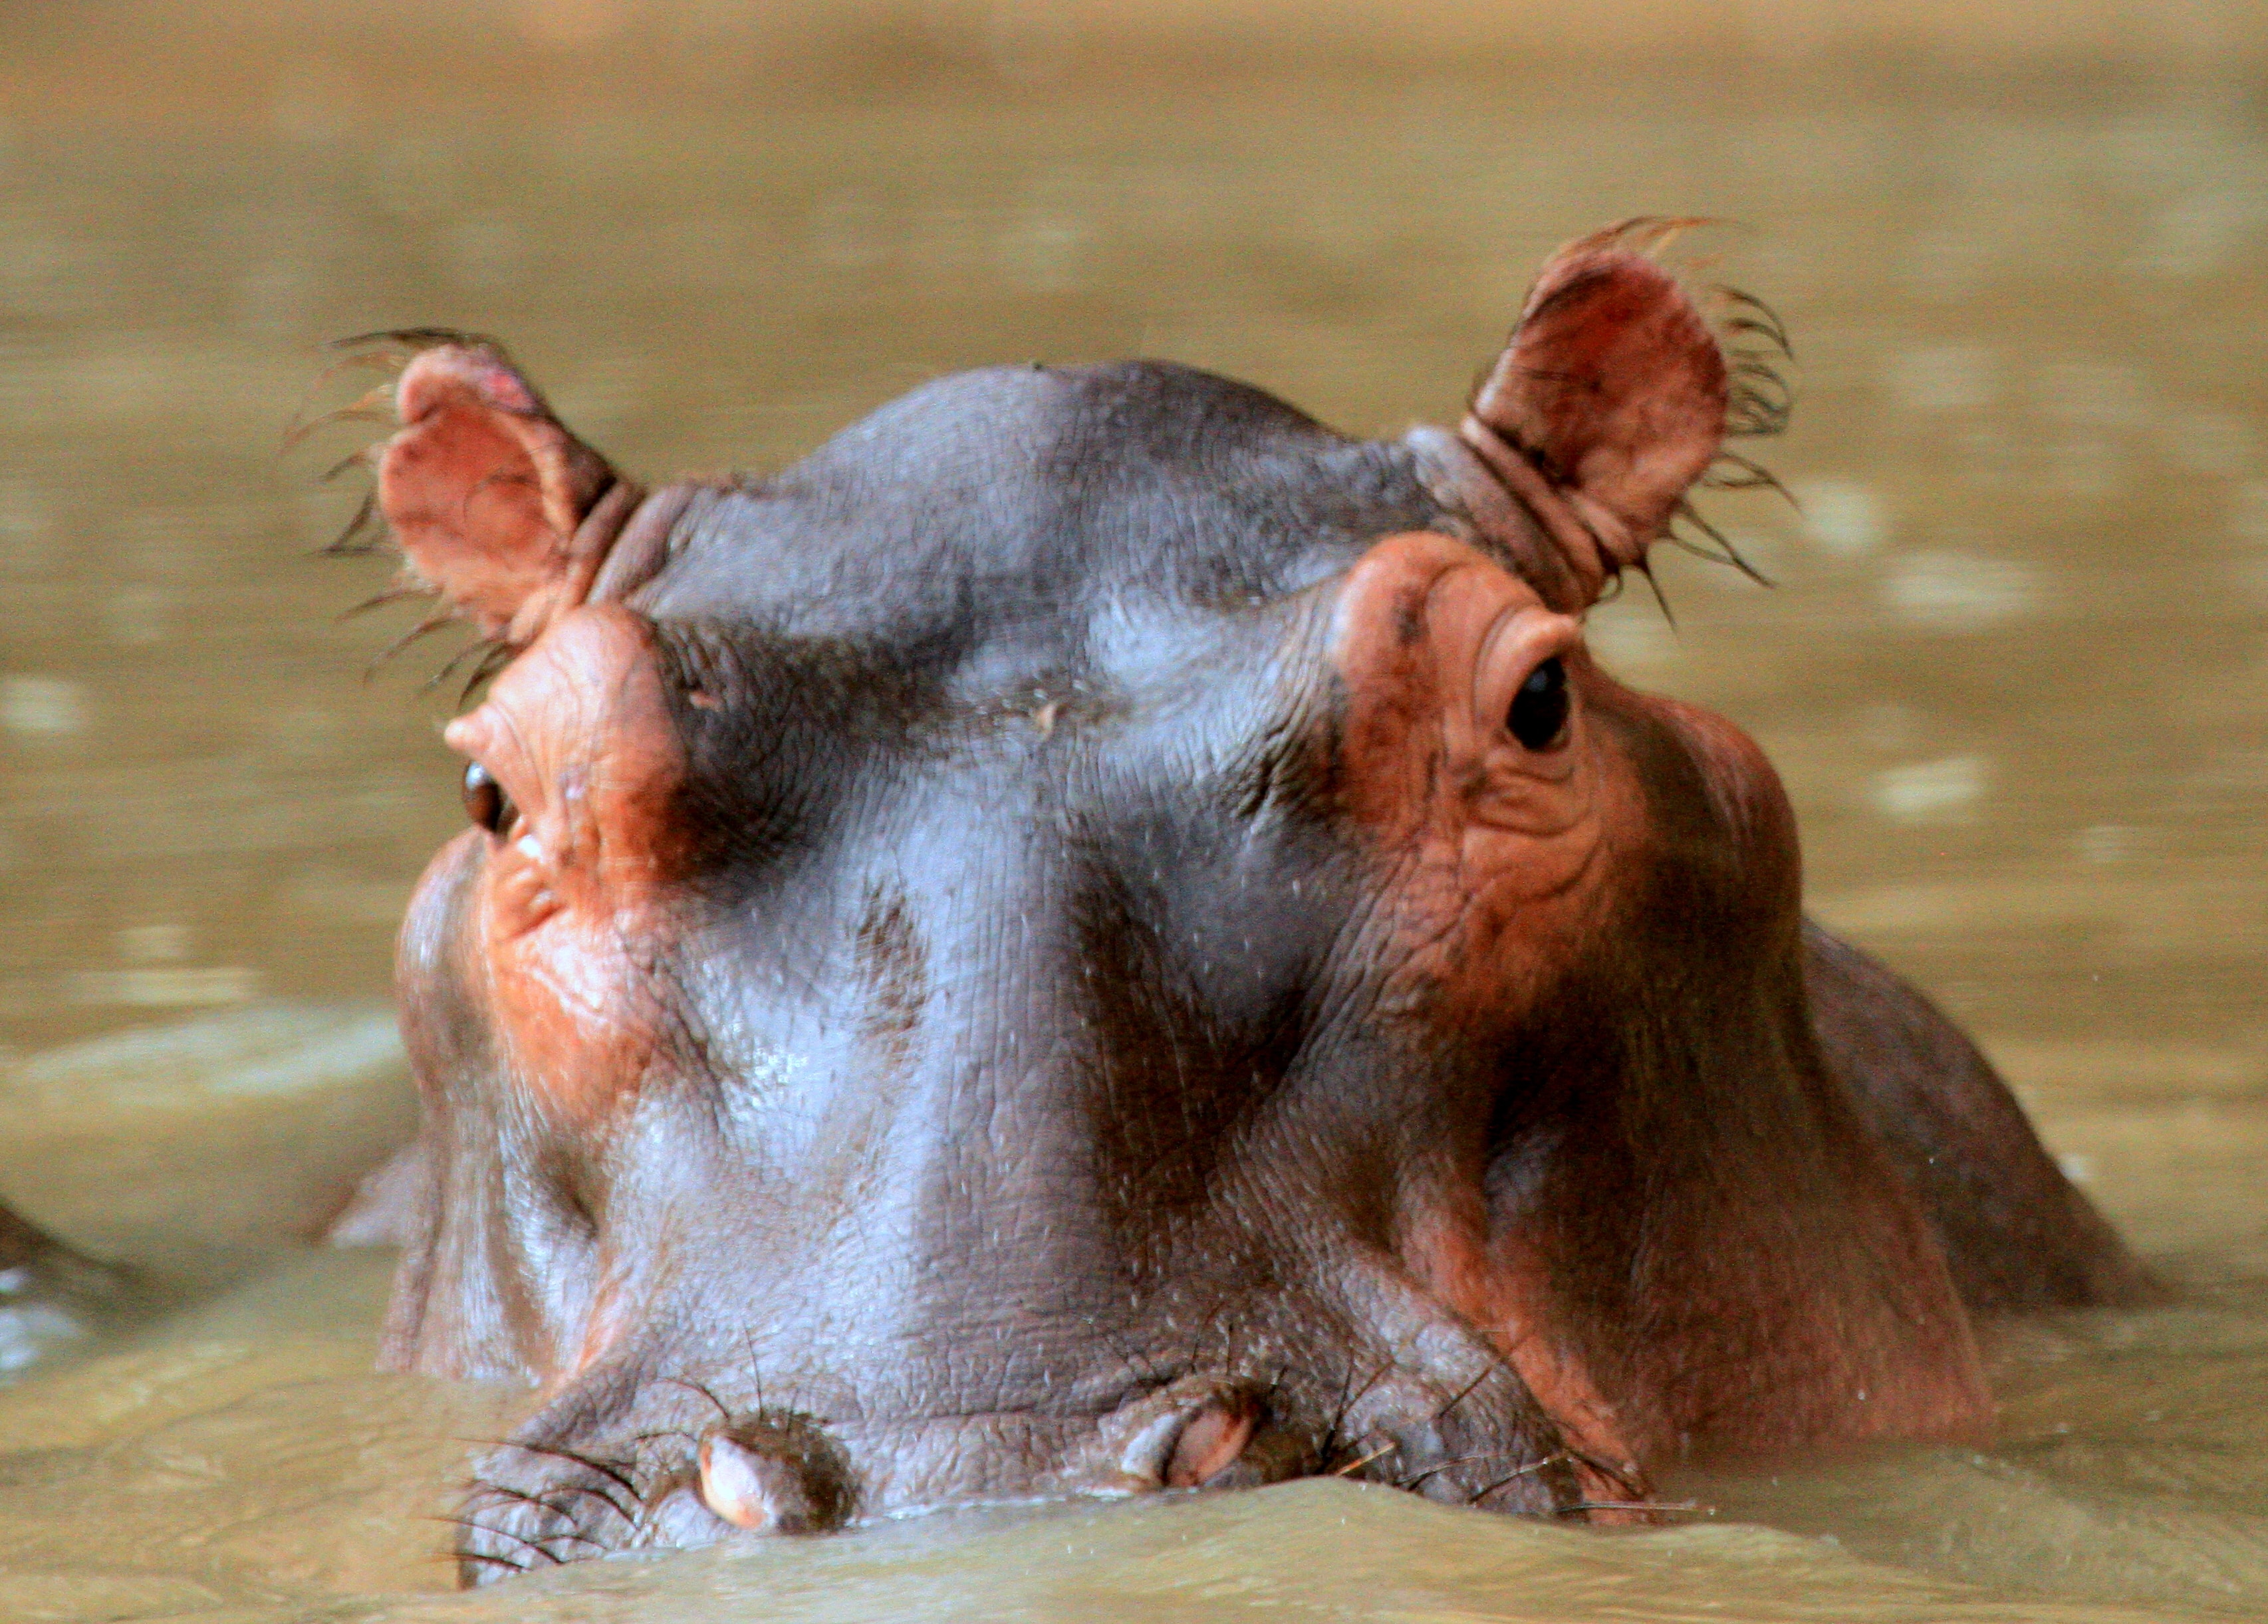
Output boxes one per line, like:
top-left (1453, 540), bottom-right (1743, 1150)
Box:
top-left (356, 356), bottom-right (2149, 1583)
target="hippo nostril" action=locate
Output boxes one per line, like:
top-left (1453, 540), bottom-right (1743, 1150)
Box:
top-left (1118, 1391), bottom-right (1263, 1491)
top-left (699, 1435), bottom-right (816, 1533)
top-left (1164, 1397), bottom-right (1259, 1488)
top-left (693, 1417), bottom-right (856, 1536)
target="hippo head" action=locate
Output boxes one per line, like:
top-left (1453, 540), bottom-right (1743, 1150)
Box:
top-left (355, 225), bottom-right (1984, 1581)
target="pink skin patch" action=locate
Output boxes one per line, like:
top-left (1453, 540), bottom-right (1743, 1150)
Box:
top-left (443, 604), bottom-right (686, 1127)
top-left (1330, 532), bottom-right (1618, 1011)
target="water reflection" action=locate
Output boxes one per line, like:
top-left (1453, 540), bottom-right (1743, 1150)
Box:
top-left (0, 1), bottom-right (2264, 1619)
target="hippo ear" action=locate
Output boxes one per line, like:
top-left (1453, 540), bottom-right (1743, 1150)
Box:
top-left (376, 342), bottom-right (634, 646)
top-left (1462, 222), bottom-right (1733, 602)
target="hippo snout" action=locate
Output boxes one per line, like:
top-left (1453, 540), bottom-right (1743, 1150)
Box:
top-left (454, 1334), bottom-right (1585, 1581)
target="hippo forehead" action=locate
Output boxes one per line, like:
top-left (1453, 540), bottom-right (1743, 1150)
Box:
top-left (632, 360), bottom-right (1448, 682)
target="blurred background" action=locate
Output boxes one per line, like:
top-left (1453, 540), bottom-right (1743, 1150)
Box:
top-left (0, 2), bottom-right (2265, 1619)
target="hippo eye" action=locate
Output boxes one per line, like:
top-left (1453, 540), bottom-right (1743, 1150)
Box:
top-left (1507, 657), bottom-right (1570, 751)
top-left (461, 760), bottom-right (517, 836)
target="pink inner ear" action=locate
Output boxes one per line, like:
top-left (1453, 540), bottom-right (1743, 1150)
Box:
top-left (378, 346), bottom-right (616, 644)
top-left (1469, 242), bottom-right (1728, 578)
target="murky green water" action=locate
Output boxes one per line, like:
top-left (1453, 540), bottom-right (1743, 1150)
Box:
top-left (1, 3), bottom-right (2265, 1619)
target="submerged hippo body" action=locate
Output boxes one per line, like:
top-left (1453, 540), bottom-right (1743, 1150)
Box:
top-left (344, 226), bottom-right (2150, 1579)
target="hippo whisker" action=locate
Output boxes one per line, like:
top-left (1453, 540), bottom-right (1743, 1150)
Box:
top-left (1727, 354), bottom-right (1796, 398)
top-left (287, 350), bottom-right (416, 447)
top-left (1631, 554), bottom-right (1678, 626)
top-left (1699, 448), bottom-right (1794, 502)
top-left (328, 325), bottom-right (501, 355)
top-left (1317, 1355), bottom-right (1392, 1462)
top-left (1429, 1362), bottom-right (1502, 1429)
top-left (1725, 360), bottom-right (1796, 439)
top-left (338, 582), bottom-right (439, 622)
top-left (493, 1439), bottom-right (649, 1509)
top-left (1463, 1451), bottom-right (1572, 1502)
top-left (627, 1423), bottom-right (702, 1445)
top-left (658, 1373), bottom-right (737, 1428)
top-left (318, 489), bottom-right (384, 558)
top-left (1711, 288), bottom-right (1795, 358)
top-left (434, 1513), bottom-right (572, 1566)
top-left (322, 346), bottom-right (415, 374)
top-left (1563, 1447), bottom-right (1647, 1502)
top-left (1258, 1363), bottom-right (1291, 1411)
top-left (1727, 370), bottom-right (1797, 421)
top-left (280, 384), bottom-right (396, 453)
top-left (318, 443), bottom-right (381, 484)
top-left (422, 633), bottom-right (504, 696)
top-left (363, 610), bottom-right (459, 680)
top-left (1553, 1499), bottom-right (1701, 1517)
top-left (738, 1330), bottom-right (777, 1415)
top-left (1596, 213), bottom-right (1717, 261)
top-left (485, 1482), bottom-right (637, 1536)
top-left (1396, 1454), bottom-right (1489, 1490)
top-left (445, 639), bottom-right (515, 703)
top-left (1330, 1439), bottom-right (1402, 1478)
top-left (1668, 499), bottom-right (1771, 587)
top-left (1721, 314), bottom-right (1797, 358)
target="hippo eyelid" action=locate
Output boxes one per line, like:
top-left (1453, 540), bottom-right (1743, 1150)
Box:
top-left (1470, 604), bottom-right (1583, 758)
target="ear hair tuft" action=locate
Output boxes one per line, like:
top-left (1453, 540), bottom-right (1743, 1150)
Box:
top-left (1458, 225), bottom-right (1799, 609)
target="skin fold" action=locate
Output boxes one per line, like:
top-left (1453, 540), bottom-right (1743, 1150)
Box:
top-left (330, 223), bottom-right (2156, 1583)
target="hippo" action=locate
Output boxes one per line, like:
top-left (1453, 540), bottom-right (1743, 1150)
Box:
top-left (328, 222), bottom-right (2152, 1583)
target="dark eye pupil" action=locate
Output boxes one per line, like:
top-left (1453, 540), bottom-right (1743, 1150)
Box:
top-left (461, 760), bottom-right (514, 834)
top-left (1507, 657), bottom-right (1570, 751)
